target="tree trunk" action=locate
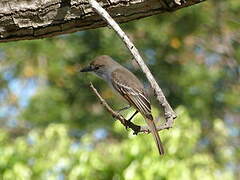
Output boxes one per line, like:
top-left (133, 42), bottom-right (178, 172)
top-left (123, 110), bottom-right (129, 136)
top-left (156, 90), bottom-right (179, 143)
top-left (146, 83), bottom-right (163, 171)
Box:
top-left (0, 0), bottom-right (205, 43)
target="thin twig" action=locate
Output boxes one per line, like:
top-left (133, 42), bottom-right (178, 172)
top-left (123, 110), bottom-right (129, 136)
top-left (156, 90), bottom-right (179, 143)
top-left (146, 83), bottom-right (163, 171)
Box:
top-left (90, 82), bottom-right (172, 135)
top-left (89, 0), bottom-right (177, 126)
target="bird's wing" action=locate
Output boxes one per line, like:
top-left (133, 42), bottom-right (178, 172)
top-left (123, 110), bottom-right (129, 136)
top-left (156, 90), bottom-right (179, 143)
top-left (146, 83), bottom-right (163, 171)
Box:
top-left (111, 69), bottom-right (152, 118)
top-left (111, 69), bottom-right (164, 155)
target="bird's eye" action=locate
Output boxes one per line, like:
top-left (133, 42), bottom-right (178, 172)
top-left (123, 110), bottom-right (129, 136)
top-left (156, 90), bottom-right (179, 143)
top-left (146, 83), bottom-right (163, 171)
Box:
top-left (95, 66), bottom-right (100, 70)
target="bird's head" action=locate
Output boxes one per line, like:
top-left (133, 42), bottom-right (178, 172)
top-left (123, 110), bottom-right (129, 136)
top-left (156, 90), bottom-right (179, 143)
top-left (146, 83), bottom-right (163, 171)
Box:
top-left (80, 55), bottom-right (118, 80)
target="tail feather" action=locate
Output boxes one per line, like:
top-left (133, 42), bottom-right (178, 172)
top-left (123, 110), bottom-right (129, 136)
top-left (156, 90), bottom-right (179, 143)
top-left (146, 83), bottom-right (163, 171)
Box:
top-left (145, 118), bottom-right (164, 155)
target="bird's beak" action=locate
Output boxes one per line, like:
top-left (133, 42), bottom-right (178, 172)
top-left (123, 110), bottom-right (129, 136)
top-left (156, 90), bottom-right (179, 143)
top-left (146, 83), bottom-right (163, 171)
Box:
top-left (80, 65), bottom-right (94, 72)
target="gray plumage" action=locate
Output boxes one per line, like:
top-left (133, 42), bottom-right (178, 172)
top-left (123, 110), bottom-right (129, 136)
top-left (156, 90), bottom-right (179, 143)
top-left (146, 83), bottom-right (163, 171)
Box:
top-left (81, 55), bottom-right (164, 155)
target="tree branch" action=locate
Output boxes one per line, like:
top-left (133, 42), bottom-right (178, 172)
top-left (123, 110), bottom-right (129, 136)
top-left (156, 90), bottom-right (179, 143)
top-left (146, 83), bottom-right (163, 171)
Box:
top-left (90, 82), bottom-right (172, 135)
top-left (0, 0), bottom-right (205, 42)
top-left (89, 0), bottom-right (177, 128)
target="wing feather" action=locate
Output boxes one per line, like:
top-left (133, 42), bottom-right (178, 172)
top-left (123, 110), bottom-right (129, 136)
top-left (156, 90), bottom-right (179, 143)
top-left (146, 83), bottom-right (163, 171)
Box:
top-left (111, 72), bottom-right (151, 116)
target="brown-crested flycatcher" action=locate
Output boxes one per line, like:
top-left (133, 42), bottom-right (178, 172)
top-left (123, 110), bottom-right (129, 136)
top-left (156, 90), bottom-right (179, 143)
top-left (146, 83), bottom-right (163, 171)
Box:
top-left (80, 55), bottom-right (164, 155)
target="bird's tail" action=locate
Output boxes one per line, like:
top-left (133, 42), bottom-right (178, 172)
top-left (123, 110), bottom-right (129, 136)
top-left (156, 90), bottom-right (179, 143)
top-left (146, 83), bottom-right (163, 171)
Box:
top-left (145, 118), bottom-right (164, 155)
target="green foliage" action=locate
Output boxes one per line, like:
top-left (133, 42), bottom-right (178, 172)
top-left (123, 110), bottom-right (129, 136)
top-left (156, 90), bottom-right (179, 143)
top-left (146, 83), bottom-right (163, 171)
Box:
top-left (0, 0), bottom-right (239, 179)
top-left (21, 87), bottom-right (71, 125)
top-left (0, 107), bottom-right (234, 179)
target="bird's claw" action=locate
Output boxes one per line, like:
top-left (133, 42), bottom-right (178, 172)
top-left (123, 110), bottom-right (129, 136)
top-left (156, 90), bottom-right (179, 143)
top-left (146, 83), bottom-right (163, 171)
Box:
top-left (133, 131), bottom-right (138, 135)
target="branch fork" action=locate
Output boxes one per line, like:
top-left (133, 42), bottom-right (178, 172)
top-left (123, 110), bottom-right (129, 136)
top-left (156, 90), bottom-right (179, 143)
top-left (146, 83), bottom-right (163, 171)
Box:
top-left (90, 83), bottom-right (172, 135)
top-left (88, 0), bottom-right (177, 134)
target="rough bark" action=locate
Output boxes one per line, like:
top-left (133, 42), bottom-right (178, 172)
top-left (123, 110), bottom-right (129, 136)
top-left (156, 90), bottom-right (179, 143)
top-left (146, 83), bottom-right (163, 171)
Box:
top-left (0, 0), bottom-right (205, 42)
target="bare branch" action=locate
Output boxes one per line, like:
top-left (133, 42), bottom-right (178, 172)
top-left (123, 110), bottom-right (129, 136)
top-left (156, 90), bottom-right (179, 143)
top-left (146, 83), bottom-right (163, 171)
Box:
top-left (90, 82), bottom-right (172, 135)
top-left (89, 0), bottom-right (177, 126)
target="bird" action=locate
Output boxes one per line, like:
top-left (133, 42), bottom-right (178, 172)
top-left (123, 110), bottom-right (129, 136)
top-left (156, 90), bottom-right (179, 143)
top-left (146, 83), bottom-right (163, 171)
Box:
top-left (80, 55), bottom-right (164, 155)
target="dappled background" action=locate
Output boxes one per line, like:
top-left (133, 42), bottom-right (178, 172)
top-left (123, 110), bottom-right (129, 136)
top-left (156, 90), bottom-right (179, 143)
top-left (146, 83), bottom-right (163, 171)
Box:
top-left (0, 0), bottom-right (239, 179)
